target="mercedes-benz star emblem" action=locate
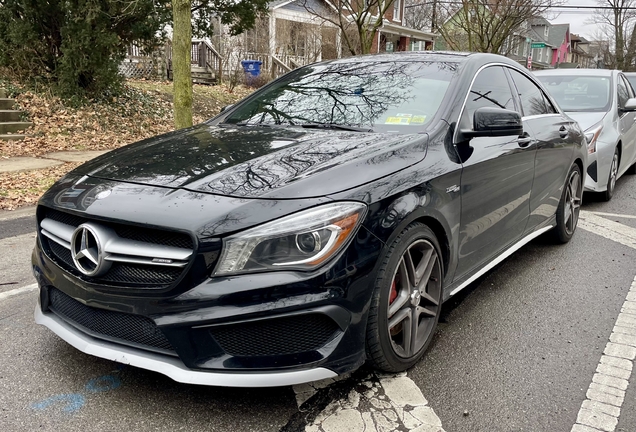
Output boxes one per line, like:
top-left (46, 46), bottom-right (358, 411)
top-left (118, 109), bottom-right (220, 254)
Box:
top-left (71, 224), bottom-right (110, 276)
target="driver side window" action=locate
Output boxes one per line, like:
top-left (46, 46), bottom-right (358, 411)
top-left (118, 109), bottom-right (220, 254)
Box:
top-left (461, 66), bottom-right (516, 130)
top-left (617, 76), bottom-right (630, 110)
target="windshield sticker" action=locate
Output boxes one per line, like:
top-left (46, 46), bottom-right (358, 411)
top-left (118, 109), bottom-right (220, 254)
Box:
top-left (385, 117), bottom-right (411, 125)
top-left (396, 113), bottom-right (413, 118)
top-left (410, 115), bottom-right (427, 125)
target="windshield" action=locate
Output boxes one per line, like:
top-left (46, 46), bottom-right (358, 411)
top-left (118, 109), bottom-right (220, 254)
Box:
top-left (535, 75), bottom-right (612, 112)
top-left (223, 60), bottom-right (458, 133)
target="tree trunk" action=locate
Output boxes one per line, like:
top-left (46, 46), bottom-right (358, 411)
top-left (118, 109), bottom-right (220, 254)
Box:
top-left (172, 0), bottom-right (193, 129)
top-left (615, 13), bottom-right (625, 70)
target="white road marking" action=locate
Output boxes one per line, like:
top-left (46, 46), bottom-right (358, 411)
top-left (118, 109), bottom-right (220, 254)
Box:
top-left (578, 211), bottom-right (636, 251)
top-left (293, 372), bottom-right (445, 432)
top-left (571, 276), bottom-right (636, 432)
top-left (588, 211), bottom-right (636, 220)
top-left (0, 283), bottom-right (38, 302)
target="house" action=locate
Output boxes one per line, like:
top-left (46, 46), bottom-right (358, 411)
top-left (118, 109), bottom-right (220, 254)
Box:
top-left (526, 18), bottom-right (570, 70)
top-left (366, 0), bottom-right (438, 53)
top-left (212, 0), bottom-right (437, 79)
top-left (567, 34), bottom-right (594, 68)
top-left (121, 0), bottom-right (437, 83)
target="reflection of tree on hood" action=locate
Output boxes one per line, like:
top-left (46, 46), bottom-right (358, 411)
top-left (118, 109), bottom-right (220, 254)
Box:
top-left (199, 132), bottom-right (421, 197)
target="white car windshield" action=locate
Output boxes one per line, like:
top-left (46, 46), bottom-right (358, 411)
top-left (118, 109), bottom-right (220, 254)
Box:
top-left (536, 75), bottom-right (611, 112)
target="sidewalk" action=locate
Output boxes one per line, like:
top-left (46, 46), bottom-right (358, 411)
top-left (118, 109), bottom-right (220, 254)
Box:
top-left (0, 150), bottom-right (110, 210)
top-left (0, 150), bottom-right (108, 173)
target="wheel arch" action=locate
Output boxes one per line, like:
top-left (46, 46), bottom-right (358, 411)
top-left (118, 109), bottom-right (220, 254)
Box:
top-left (413, 216), bottom-right (451, 278)
top-left (374, 208), bottom-right (453, 279)
top-left (573, 157), bottom-right (584, 176)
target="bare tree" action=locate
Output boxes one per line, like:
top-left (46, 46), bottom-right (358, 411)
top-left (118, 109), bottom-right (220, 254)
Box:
top-left (437, 0), bottom-right (560, 54)
top-left (302, 0), bottom-right (395, 55)
top-left (404, 0), bottom-right (436, 31)
top-left (592, 0), bottom-right (636, 70)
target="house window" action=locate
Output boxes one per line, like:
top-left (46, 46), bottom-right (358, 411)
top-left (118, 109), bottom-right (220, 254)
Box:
top-left (538, 49), bottom-right (543, 62)
top-left (393, 0), bottom-right (401, 21)
top-left (544, 26), bottom-right (549, 37)
top-left (514, 40), bottom-right (519, 55)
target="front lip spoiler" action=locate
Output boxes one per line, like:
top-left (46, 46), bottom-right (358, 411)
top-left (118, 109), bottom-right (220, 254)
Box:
top-left (34, 303), bottom-right (337, 387)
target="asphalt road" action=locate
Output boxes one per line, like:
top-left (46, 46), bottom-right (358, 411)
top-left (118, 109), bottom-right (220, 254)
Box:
top-left (1, 173), bottom-right (635, 432)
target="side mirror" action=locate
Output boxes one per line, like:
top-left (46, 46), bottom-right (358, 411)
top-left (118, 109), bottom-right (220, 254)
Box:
top-left (220, 104), bottom-right (234, 113)
top-left (462, 107), bottom-right (523, 139)
top-left (622, 98), bottom-right (636, 111)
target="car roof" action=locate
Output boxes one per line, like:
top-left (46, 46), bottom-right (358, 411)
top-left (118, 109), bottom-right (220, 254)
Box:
top-left (533, 68), bottom-right (615, 77)
top-left (328, 51), bottom-right (521, 68)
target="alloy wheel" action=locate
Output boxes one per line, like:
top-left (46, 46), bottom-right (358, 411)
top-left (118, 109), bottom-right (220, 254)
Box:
top-left (563, 169), bottom-right (582, 236)
top-left (387, 239), bottom-right (442, 358)
top-left (609, 152), bottom-right (619, 193)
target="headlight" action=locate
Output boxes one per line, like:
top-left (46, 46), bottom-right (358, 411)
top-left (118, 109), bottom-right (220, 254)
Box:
top-left (214, 202), bottom-right (367, 275)
top-left (585, 124), bottom-right (603, 154)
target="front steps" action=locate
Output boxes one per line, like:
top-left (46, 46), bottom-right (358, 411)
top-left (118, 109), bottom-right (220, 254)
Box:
top-left (0, 88), bottom-right (30, 141)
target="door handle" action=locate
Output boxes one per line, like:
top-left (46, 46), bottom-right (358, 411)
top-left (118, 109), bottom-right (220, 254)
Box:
top-left (517, 136), bottom-right (534, 147)
top-left (559, 126), bottom-right (568, 138)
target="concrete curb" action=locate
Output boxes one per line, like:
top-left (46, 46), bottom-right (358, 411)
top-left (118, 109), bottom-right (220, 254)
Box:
top-left (0, 206), bottom-right (36, 220)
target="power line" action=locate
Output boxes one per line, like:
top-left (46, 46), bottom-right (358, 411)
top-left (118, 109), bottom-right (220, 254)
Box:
top-left (405, 1), bottom-right (636, 10)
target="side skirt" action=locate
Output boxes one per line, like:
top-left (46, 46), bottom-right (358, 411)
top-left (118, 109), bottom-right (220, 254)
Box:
top-left (447, 224), bottom-right (555, 298)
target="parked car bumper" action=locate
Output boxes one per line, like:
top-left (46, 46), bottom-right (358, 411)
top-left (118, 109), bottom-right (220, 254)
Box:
top-left (32, 228), bottom-right (381, 386)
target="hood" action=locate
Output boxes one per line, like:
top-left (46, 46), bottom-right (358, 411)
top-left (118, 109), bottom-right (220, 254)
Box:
top-left (75, 123), bottom-right (428, 199)
top-left (564, 111), bottom-right (607, 131)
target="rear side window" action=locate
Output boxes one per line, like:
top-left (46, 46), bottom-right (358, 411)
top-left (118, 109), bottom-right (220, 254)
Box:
top-left (508, 69), bottom-right (554, 116)
top-left (625, 75), bottom-right (636, 94)
top-left (461, 66), bottom-right (516, 130)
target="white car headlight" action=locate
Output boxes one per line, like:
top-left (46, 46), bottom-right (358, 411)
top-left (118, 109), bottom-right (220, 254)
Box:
top-left (214, 202), bottom-right (367, 275)
top-left (585, 124), bottom-right (603, 155)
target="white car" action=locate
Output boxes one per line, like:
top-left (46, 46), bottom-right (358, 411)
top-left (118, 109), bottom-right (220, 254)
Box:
top-left (535, 69), bottom-right (636, 201)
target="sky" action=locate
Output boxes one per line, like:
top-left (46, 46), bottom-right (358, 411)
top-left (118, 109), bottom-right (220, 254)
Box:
top-left (550, 0), bottom-right (603, 39)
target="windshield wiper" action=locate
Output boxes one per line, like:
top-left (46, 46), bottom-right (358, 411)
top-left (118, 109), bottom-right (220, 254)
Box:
top-left (299, 123), bottom-right (373, 132)
top-left (224, 122), bottom-right (286, 128)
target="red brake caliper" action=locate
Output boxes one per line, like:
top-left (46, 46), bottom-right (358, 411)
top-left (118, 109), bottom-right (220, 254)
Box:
top-left (389, 279), bottom-right (398, 304)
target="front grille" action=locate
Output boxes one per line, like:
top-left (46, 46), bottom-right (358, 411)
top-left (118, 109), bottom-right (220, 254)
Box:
top-left (44, 208), bottom-right (193, 249)
top-left (210, 314), bottom-right (340, 357)
top-left (99, 263), bottom-right (183, 285)
top-left (48, 287), bottom-right (175, 354)
top-left (49, 240), bottom-right (74, 268)
top-left (39, 207), bottom-right (194, 288)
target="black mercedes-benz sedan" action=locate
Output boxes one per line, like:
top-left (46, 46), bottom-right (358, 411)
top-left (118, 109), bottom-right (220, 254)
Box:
top-left (32, 52), bottom-right (587, 387)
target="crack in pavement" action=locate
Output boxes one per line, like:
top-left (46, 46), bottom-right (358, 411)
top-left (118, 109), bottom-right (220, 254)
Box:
top-left (285, 370), bottom-right (444, 432)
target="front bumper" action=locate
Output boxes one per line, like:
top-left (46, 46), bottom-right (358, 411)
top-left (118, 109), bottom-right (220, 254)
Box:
top-left (32, 217), bottom-right (384, 386)
top-left (34, 301), bottom-right (337, 387)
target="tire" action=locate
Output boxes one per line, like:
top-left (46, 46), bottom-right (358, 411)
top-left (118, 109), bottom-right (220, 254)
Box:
top-left (552, 163), bottom-right (583, 244)
top-left (366, 222), bottom-right (443, 372)
top-left (602, 147), bottom-right (619, 202)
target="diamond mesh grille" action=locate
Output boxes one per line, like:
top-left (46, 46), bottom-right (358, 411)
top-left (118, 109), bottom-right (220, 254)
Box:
top-left (210, 314), bottom-right (339, 357)
top-left (48, 287), bottom-right (174, 353)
